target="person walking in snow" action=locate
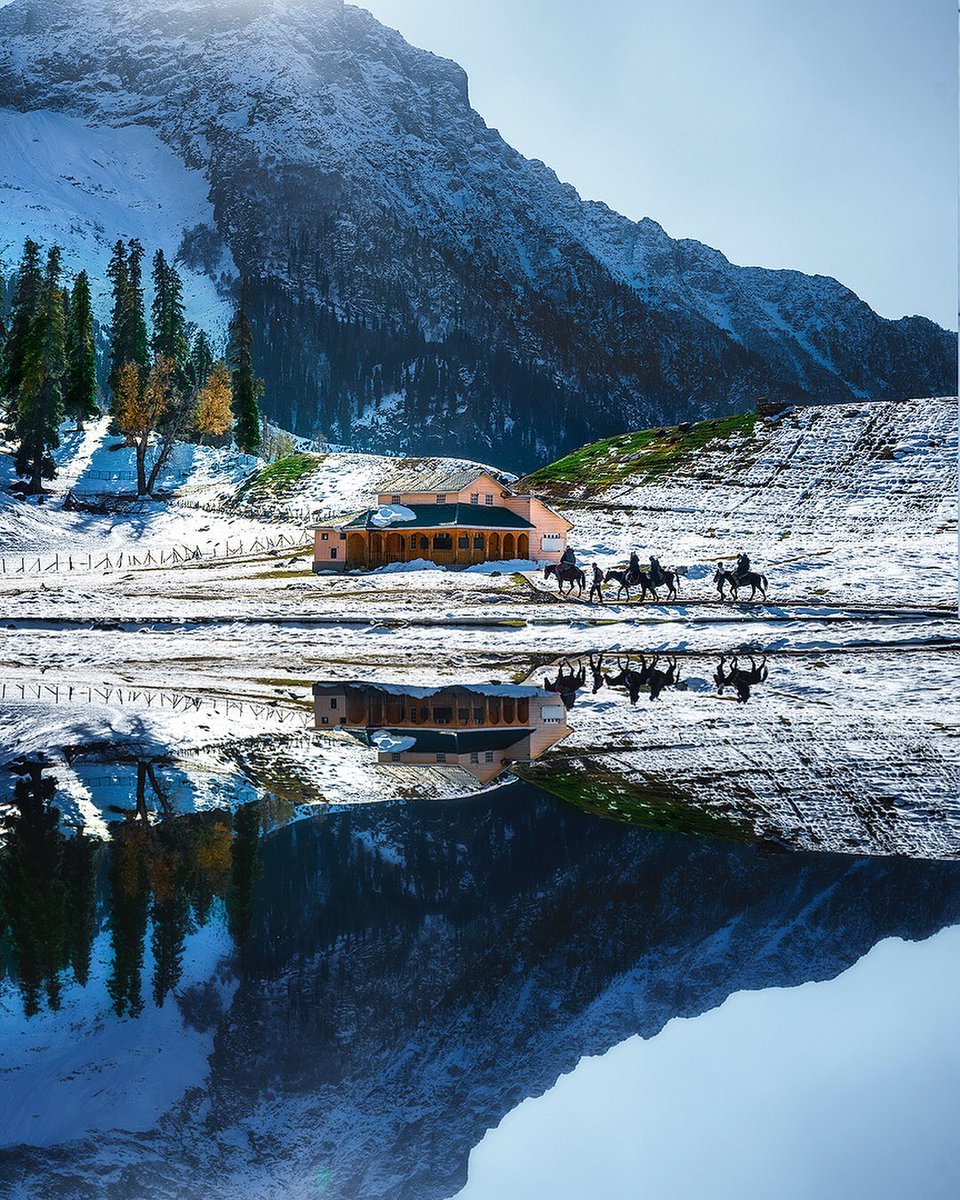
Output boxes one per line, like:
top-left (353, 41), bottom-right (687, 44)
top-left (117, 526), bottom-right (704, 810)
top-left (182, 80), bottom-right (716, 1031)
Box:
top-left (589, 562), bottom-right (605, 604)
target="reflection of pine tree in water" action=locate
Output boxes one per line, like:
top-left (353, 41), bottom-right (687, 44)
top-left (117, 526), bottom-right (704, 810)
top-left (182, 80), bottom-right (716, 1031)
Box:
top-left (1, 758), bottom-right (241, 1018)
top-left (62, 830), bottom-right (97, 989)
top-left (228, 802), bottom-right (261, 962)
top-left (106, 818), bottom-right (150, 1018)
top-left (150, 818), bottom-right (194, 1008)
top-left (0, 763), bottom-right (97, 1016)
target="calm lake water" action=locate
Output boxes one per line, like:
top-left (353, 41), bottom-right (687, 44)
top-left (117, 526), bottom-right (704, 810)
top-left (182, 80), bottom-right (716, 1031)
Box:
top-left (1, 759), bottom-right (959, 1199)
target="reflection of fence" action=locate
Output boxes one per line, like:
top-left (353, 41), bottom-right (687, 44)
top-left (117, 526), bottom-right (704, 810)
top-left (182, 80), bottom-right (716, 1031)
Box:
top-left (0, 530), bottom-right (309, 576)
top-left (0, 680), bottom-right (310, 727)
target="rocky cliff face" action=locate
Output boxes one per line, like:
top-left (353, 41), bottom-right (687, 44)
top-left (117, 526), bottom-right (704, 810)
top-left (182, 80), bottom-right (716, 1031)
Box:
top-left (0, 0), bottom-right (954, 469)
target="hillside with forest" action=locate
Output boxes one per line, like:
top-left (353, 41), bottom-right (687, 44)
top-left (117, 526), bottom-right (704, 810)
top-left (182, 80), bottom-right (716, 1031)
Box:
top-left (0, 0), bottom-right (955, 470)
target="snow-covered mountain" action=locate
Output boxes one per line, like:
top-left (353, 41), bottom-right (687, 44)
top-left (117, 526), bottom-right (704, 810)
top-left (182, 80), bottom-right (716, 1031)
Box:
top-left (0, 0), bottom-right (954, 469)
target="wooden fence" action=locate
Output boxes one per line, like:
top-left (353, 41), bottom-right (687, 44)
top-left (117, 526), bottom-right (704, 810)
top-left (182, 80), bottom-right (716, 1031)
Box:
top-left (0, 529), bottom-right (310, 577)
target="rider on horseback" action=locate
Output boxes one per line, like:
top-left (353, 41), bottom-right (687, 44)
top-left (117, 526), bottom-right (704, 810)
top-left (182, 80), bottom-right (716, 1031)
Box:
top-left (735, 552), bottom-right (751, 579)
top-left (649, 556), bottom-right (665, 587)
top-left (561, 545), bottom-right (577, 569)
top-left (628, 551), bottom-right (641, 581)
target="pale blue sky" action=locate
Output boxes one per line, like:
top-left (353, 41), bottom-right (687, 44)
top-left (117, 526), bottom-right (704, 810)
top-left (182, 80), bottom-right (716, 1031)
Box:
top-left (364, 0), bottom-right (958, 328)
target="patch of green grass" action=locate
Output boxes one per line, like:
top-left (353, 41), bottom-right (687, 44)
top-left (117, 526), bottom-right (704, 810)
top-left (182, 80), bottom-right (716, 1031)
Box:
top-left (251, 567), bottom-right (317, 579)
top-left (519, 763), bottom-right (754, 843)
top-left (235, 452), bottom-right (326, 501)
top-left (523, 411), bottom-right (758, 497)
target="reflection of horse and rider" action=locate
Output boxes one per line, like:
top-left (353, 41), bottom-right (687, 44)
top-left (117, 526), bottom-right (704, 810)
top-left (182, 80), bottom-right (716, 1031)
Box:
top-left (546, 544), bottom-right (767, 605)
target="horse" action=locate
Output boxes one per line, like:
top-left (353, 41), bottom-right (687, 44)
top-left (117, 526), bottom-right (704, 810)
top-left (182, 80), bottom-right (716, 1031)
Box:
top-left (544, 661), bottom-right (587, 709)
top-left (645, 654), bottom-right (682, 700)
top-left (649, 567), bottom-right (681, 601)
top-left (714, 566), bottom-right (740, 601)
top-left (714, 566), bottom-right (768, 602)
top-left (604, 564), bottom-right (633, 597)
top-left (735, 570), bottom-right (768, 601)
top-left (714, 654), bottom-right (768, 702)
top-left (604, 657), bottom-right (646, 704)
top-left (544, 561), bottom-right (586, 597)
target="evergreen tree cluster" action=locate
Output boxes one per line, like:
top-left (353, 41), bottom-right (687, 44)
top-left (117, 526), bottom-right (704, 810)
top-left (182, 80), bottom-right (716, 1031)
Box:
top-left (0, 241), bottom-right (99, 494)
top-left (0, 234), bottom-right (265, 497)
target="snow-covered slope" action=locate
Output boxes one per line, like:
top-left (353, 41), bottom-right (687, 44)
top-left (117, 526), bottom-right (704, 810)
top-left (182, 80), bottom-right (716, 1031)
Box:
top-left (0, 0), bottom-right (953, 468)
top-left (524, 396), bottom-right (958, 606)
top-left (0, 108), bottom-right (235, 337)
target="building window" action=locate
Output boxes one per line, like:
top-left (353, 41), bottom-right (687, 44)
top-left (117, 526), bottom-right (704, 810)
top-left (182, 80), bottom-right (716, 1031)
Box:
top-left (330, 698), bottom-right (338, 710)
top-left (339, 532), bottom-right (346, 540)
top-left (473, 534), bottom-right (485, 549)
top-left (419, 536), bottom-right (429, 550)
top-left (436, 752), bottom-right (447, 763)
top-left (391, 495), bottom-right (402, 504)
top-left (470, 493), bottom-right (479, 504)
top-left (458, 535), bottom-right (470, 549)
top-left (433, 533), bottom-right (452, 549)
top-left (473, 707), bottom-right (485, 723)
top-left (485, 494), bottom-right (494, 505)
top-left (458, 707), bottom-right (469, 721)
top-left (391, 752), bottom-right (401, 762)
top-left (320, 716), bottom-right (328, 725)
top-left (410, 534), bottom-right (418, 547)
top-left (485, 751), bottom-right (494, 763)
top-left (320, 532), bottom-right (329, 541)
top-left (330, 548), bottom-right (337, 559)
top-left (470, 752), bottom-right (479, 764)
top-left (433, 706), bottom-right (453, 724)
top-left (436, 494), bottom-right (447, 503)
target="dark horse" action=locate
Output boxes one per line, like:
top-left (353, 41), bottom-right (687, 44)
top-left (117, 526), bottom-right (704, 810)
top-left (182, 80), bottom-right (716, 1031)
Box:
top-left (636, 566), bottom-right (681, 602)
top-left (544, 661), bottom-right (587, 709)
top-left (544, 562), bottom-right (586, 596)
top-left (715, 653), bottom-right (768, 702)
top-left (603, 568), bottom-right (654, 602)
top-left (714, 564), bottom-right (768, 602)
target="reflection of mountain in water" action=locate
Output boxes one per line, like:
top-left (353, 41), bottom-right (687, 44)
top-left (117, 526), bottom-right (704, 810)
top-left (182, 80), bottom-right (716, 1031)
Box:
top-left (315, 682), bottom-right (572, 785)
top-left (3, 781), bottom-right (959, 1199)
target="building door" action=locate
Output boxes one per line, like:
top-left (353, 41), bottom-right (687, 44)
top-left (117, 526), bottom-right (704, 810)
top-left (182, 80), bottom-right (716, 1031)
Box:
top-left (385, 531), bottom-right (404, 563)
top-left (346, 533), bottom-right (366, 567)
top-left (502, 532), bottom-right (515, 559)
top-left (487, 532), bottom-right (501, 561)
top-left (517, 533), bottom-right (529, 559)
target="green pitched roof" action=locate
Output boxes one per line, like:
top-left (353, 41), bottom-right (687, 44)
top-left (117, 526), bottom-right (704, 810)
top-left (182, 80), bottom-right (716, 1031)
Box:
top-left (339, 503), bottom-right (534, 531)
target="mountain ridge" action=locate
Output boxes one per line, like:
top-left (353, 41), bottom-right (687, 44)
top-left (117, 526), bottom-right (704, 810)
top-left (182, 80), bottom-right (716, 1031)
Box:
top-left (0, 0), bottom-right (954, 469)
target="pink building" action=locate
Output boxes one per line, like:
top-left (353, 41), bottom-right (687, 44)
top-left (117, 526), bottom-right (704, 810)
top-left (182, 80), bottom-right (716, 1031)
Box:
top-left (312, 466), bottom-right (572, 571)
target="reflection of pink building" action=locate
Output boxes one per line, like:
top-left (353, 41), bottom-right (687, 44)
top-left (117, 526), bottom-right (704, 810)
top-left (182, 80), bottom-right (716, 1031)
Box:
top-left (313, 683), bottom-right (572, 784)
top-left (312, 467), bottom-right (572, 572)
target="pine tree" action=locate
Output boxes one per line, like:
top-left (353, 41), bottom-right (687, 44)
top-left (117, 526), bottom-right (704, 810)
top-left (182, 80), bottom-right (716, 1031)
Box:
top-left (15, 246), bottom-right (66, 494)
top-left (0, 238), bottom-right (44, 412)
top-left (194, 361), bottom-right (233, 442)
top-left (64, 270), bottom-right (98, 429)
top-left (107, 238), bottom-right (149, 412)
top-left (229, 281), bottom-right (262, 454)
top-left (187, 328), bottom-right (214, 391)
top-left (126, 239), bottom-right (149, 373)
top-left (150, 249), bottom-right (188, 371)
top-left (106, 239), bottom-right (129, 405)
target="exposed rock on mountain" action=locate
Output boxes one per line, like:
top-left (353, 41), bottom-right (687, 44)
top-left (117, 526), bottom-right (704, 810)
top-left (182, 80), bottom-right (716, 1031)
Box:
top-left (0, 0), bottom-right (954, 469)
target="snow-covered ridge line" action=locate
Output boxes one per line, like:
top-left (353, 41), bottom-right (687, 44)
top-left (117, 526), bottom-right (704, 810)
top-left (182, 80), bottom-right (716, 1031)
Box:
top-left (0, 0), bottom-right (953, 467)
